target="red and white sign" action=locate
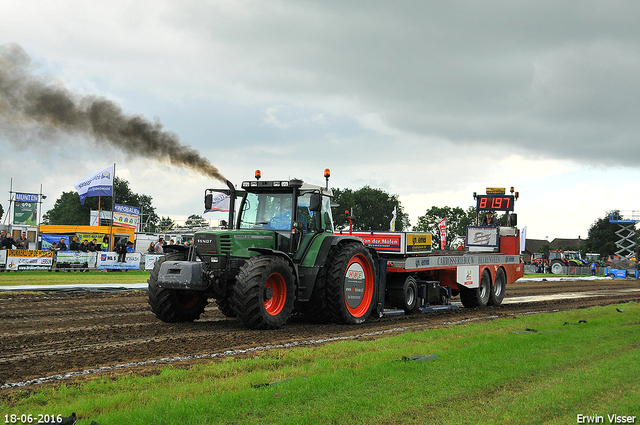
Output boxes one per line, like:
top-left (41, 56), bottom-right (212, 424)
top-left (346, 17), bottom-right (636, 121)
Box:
top-left (438, 218), bottom-right (447, 250)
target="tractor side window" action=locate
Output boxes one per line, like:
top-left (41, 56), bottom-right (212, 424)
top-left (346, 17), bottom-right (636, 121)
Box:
top-left (322, 196), bottom-right (334, 233)
top-left (239, 193), bottom-right (260, 229)
top-left (297, 194), bottom-right (316, 233)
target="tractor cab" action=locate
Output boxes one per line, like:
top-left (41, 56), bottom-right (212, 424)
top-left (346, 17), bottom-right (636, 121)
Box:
top-left (236, 176), bottom-right (335, 256)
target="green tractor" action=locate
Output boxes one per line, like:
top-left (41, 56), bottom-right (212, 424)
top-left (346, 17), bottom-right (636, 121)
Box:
top-left (148, 170), bottom-right (380, 329)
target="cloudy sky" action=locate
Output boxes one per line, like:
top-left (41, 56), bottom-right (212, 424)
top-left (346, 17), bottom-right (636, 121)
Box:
top-left (1, 1), bottom-right (640, 241)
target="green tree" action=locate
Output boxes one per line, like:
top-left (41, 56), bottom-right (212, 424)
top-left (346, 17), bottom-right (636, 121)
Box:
top-left (157, 216), bottom-right (174, 232)
top-left (413, 206), bottom-right (477, 250)
top-left (43, 177), bottom-right (158, 229)
top-left (185, 214), bottom-right (209, 228)
top-left (331, 186), bottom-right (410, 231)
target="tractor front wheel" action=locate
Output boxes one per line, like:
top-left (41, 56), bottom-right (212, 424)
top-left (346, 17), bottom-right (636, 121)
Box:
top-left (232, 255), bottom-right (295, 329)
top-left (147, 252), bottom-right (208, 322)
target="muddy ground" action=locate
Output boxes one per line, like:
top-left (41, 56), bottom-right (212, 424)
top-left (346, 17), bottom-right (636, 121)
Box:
top-left (1, 278), bottom-right (639, 393)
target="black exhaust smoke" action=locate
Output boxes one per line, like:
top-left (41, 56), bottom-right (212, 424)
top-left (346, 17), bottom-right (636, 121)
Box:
top-left (0, 43), bottom-right (225, 182)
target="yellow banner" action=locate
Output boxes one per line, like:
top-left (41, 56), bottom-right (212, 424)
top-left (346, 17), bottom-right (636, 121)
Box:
top-left (77, 233), bottom-right (105, 242)
top-left (406, 233), bottom-right (432, 252)
top-left (486, 187), bottom-right (506, 194)
top-left (7, 250), bottom-right (54, 258)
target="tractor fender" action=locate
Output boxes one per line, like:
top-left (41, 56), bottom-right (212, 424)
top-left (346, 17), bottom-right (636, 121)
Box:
top-left (296, 235), bottom-right (380, 303)
top-left (248, 248), bottom-right (299, 282)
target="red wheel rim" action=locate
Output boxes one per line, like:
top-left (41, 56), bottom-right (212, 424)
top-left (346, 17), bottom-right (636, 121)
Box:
top-left (264, 273), bottom-right (287, 316)
top-left (344, 254), bottom-right (374, 318)
top-left (176, 291), bottom-right (199, 309)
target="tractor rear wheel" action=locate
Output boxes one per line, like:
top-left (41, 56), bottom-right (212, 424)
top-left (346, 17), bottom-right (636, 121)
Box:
top-left (550, 260), bottom-right (564, 274)
top-left (295, 249), bottom-right (333, 323)
top-left (325, 243), bottom-right (376, 324)
top-left (148, 252), bottom-right (208, 322)
top-left (459, 269), bottom-right (491, 308)
top-left (232, 255), bottom-right (295, 329)
top-left (488, 268), bottom-right (506, 306)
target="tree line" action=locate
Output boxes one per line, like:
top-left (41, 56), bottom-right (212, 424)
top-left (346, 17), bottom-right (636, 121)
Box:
top-left (41, 179), bottom-right (633, 256)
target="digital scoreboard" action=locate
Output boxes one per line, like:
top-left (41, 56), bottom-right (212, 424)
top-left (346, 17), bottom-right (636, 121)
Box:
top-left (476, 195), bottom-right (515, 212)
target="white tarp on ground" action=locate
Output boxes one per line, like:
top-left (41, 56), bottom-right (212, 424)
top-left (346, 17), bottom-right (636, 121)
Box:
top-left (0, 283), bottom-right (148, 293)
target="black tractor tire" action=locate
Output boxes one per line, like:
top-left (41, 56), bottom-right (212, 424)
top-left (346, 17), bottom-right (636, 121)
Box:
top-left (215, 297), bottom-right (236, 317)
top-left (488, 268), bottom-right (506, 306)
top-left (459, 269), bottom-right (491, 308)
top-left (389, 275), bottom-right (419, 313)
top-left (232, 255), bottom-right (296, 329)
top-left (550, 260), bottom-right (564, 275)
top-left (148, 252), bottom-right (208, 323)
top-left (295, 249), bottom-right (334, 323)
top-left (325, 243), bottom-right (377, 325)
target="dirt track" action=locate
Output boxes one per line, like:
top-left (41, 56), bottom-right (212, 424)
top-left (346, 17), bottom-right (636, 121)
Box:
top-left (1, 278), bottom-right (639, 393)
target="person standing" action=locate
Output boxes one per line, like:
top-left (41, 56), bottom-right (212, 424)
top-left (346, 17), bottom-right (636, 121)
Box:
top-left (590, 262), bottom-right (597, 276)
top-left (101, 235), bottom-right (110, 251)
top-left (69, 236), bottom-right (80, 251)
top-left (1, 230), bottom-right (15, 250)
top-left (57, 237), bottom-right (68, 252)
top-left (481, 210), bottom-right (499, 226)
top-left (154, 237), bottom-right (164, 254)
top-left (16, 232), bottom-right (29, 250)
top-left (87, 238), bottom-right (97, 252)
top-left (116, 238), bottom-right (128, 262)
top-left (79, 240), bottom-right (89, 252)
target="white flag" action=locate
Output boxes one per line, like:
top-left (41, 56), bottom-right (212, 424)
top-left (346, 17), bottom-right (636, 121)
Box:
top-left (73, 165), bottom-right (114, 205)
top-left (389, 206), bottom-right (397, 231)
top-left (520, 226), bottom-right (527, 254)
top-left (204, 192), bottom-right (231, 213)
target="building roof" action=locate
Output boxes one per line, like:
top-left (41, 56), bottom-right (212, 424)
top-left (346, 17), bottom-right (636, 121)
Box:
top-left (549, 237), bottom-right (585, 249)
top-left (524, 238), bottom-right (549, 255)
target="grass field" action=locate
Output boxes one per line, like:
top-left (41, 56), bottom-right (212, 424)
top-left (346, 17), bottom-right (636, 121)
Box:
top-left (2, 302), bottom-right (638, 424)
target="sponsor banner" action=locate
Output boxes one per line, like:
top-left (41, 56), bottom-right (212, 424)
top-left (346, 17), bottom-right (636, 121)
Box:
top-left (457, 265), bottom-right (479, 289)
top-left (348, 232), bottom-right (403, 253)
top-left (13, 200), bottom-right (38, 225)
top-left (73, 165), bottom-right (114, 205)
top-left (145, 254), bottom-right (164, 270)
top-left (15, 192), bottom-right (39, 202)
top-left (406, 233), bottom-right (432, 253)
top-left (114, 204), bottom-right (140, 215)
top-left (55, 252), bottom-right (98, 269)
top-left (466, 226), bottom-right (499, 248)
top-left (41, 234), bottom-right (65, 250)
top-left (6, 250), bottom-right (53, 271)
top-left (113, 211), bottom-right (138, 229)
top-left (76, 233), bottom-right (105, 243)
top-left (204, 192), bottom-right (231, 213)
top-left (0, 250), bottom-right (6, 267)
top-left (96, 252), bottom-right (141, 270)
top-left (404, 254), bottom-right (520, 270)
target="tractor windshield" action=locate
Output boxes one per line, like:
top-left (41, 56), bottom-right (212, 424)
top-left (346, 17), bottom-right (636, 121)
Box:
top-left (239, 192), bottom-right (293, 231)
top-left (565, 252), bottom-right (579, 260)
